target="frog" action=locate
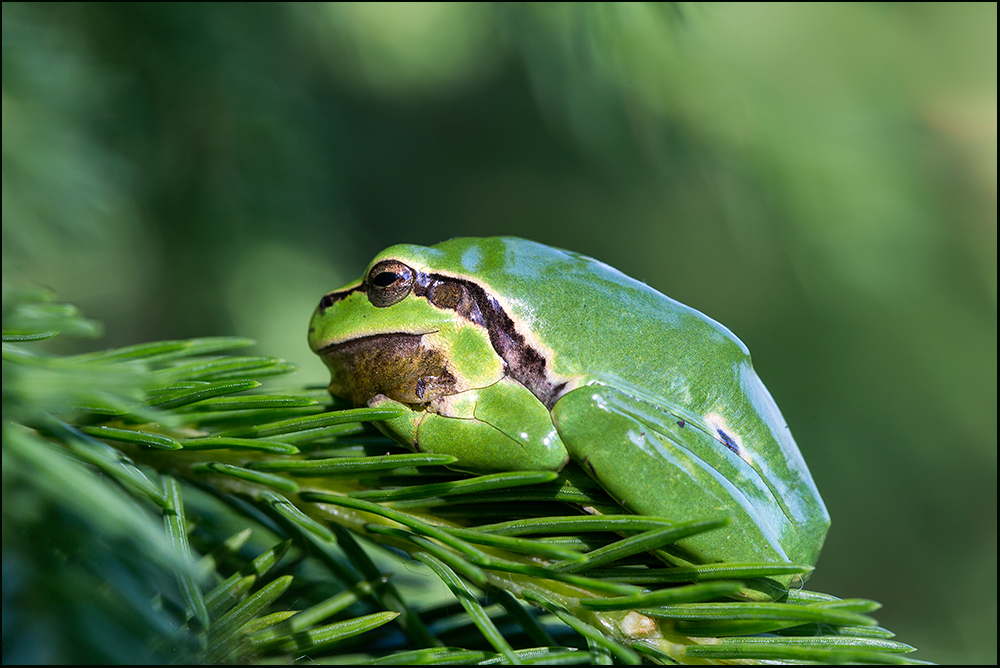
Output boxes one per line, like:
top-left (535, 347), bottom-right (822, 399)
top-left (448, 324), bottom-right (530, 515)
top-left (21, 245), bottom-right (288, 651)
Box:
top-left (308, 236), bottom-right (829, 573)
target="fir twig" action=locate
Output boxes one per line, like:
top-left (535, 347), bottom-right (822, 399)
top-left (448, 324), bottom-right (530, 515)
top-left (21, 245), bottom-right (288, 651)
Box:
top-left (1, 291), bottom-right (931, 664)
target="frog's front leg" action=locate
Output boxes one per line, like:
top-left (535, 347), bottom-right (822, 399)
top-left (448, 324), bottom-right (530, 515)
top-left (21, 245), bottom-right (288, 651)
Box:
top-left (371, 377), bottom-right (569, 474)
top-left (551, 384), bottom-right (797, 574)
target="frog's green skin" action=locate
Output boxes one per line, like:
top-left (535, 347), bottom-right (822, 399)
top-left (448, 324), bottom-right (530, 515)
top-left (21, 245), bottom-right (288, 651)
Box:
top-left (308, 237), bottom-right (829, 573)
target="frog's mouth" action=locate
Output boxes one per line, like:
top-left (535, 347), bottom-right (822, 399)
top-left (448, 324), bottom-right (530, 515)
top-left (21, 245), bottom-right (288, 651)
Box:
top-left (317, 332), bottom-right (457, 407)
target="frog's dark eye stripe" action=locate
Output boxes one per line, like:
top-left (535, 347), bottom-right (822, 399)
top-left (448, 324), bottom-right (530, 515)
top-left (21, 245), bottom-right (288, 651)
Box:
top-left (317, 284), bottom-right (364, 312)
top-left (426, 281), bottom-right (464, 310)
top-left (411, 271), bottom-right (567, 409)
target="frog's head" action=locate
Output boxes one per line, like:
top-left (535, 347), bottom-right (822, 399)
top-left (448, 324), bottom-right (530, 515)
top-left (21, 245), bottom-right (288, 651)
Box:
top-left (308, 243), bottom-right (507, 408)
top-left (308, 240), bottom-right (571, 475)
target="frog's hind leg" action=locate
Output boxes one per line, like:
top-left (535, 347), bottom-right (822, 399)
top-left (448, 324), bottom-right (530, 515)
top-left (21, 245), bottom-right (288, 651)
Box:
top-left (550, 384), bottom-right (794, 576)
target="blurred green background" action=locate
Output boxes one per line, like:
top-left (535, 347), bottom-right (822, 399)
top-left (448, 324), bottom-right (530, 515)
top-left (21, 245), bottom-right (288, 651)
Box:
top-left (3, 2), bottom-right (995, 663)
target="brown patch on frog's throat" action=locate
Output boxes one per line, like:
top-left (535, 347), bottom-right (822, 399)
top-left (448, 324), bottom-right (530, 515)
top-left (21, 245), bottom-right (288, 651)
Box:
top-left (414, 271), bottom-right (568, 409)
top-left (319, 333), bottom-right (456, 406)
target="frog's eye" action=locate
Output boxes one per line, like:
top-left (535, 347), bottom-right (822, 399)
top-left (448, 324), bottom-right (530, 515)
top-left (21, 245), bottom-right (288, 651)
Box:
top-left (367, 260), bottom-right (415, 307)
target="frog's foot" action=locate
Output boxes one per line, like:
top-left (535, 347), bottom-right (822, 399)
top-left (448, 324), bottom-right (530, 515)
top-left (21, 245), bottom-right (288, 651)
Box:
top-left (370, 377), bottom-right (569, 473)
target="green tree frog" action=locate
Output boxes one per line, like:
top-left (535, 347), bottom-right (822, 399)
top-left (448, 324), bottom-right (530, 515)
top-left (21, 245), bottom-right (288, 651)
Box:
top-left (309, 237), bottom-right (829, 571)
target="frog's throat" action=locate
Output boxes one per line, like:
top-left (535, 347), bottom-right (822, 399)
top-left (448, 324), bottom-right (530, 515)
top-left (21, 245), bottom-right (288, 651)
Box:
top-left (317, 269), bottom-right (573, 409)
top-left (319, 332), bottom-right (458, 407)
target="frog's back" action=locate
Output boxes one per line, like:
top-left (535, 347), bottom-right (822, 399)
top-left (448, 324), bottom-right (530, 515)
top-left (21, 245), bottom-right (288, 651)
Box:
top-left (394, 236), bottom-right (749, 408)
top-left (386, 236), bottom-right (828, 566)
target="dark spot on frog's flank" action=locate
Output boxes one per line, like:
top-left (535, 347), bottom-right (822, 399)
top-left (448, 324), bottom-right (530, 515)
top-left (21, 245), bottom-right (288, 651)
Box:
top-left (677, 419), bottom-right (685, 428)
top-left (716, 428), bottom-right (741, 455)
